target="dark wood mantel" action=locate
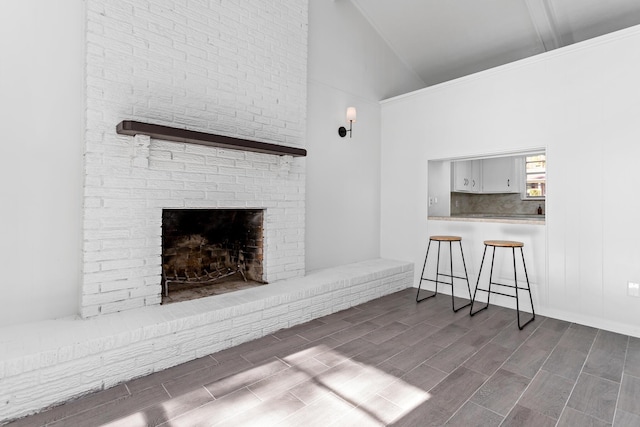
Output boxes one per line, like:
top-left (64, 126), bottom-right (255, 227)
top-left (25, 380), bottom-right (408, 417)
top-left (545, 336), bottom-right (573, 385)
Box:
top-left (116, 120), bottom-right (307, 157)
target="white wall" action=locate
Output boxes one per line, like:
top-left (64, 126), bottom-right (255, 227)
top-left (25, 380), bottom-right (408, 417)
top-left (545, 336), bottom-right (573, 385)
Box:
top-left (305, 0), bottom-right (423, 271)
top-left (0, 1), bottom-right (84, 326)
top-left (381, 25), bottom-right (640, 337)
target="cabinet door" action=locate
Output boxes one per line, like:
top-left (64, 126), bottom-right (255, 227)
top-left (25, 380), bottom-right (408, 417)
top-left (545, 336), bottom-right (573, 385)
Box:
top-left (452, 160), bottom-right (481, 192)
top-left (481, 157), bottom-right (519, 193)
top-left (452, 161), bottom-right (470, 191)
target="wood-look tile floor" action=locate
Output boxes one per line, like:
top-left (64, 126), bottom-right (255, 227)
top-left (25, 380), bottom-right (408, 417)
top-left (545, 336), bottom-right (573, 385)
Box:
top-left (5, 288), bottom-right (640, 427)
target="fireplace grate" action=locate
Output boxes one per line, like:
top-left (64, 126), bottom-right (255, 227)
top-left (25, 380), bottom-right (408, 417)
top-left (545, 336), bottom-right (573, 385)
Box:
top-left (163, 264), bottom-right (247, 297)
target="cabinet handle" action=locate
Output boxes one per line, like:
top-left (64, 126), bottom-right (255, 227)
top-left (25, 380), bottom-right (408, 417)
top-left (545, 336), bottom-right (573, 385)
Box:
top-left (507, 179), bottom-right (510, 187)
top-left (472, 180), bottom-right (476, 187)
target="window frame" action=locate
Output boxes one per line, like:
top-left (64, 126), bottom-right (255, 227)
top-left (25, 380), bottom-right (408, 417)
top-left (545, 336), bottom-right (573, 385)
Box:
top-left (522, 153), bottom-right (546, 200)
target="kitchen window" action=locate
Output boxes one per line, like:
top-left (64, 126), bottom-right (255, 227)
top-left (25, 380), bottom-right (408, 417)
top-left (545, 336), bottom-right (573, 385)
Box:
top-left (524, 154), bottom-right (546, 199)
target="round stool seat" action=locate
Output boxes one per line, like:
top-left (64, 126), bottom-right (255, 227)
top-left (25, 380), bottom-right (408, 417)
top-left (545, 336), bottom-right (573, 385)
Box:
top-left (484, 240), bottom-right (524, 248)
top-left (430, 235), bottom-right (462, 242)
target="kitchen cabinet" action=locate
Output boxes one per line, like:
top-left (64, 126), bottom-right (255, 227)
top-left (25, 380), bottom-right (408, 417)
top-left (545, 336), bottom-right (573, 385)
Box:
top-left (452, 160), bottom-right (481, 192)
top-left (481, 157), bottom-right (520, 193)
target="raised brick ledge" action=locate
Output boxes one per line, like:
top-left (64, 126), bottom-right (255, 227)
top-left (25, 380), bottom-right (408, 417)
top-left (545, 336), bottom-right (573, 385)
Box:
top-left (0, 258), bottom-right (413, 423)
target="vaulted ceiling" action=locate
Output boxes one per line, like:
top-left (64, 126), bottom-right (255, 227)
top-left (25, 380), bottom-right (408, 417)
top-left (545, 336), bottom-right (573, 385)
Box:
top-left (350, 0), bottom-right (640, 87)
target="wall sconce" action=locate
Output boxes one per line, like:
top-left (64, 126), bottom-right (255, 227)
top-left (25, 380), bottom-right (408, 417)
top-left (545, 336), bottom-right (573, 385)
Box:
top-left (338, 107), bottom-right (357, 138)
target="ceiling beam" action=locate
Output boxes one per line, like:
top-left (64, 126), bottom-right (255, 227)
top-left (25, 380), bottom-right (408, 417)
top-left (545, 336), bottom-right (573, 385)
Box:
top-left (524, 0), bottom-right (562, 51)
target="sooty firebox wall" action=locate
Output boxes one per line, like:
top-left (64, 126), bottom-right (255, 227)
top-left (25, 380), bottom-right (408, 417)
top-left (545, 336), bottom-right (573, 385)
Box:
top-left (161, 209), bottom-right (265, 295)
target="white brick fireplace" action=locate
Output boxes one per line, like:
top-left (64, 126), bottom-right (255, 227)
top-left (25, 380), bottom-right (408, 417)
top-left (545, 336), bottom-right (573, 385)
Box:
top-left (81, 0), bottom-right (309, 317)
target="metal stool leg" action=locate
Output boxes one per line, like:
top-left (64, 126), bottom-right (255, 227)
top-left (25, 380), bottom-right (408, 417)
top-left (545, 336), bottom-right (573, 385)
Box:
top-left (516, 247), bottom-right (535, 330)
top-left (459, 240), bottom-right (473, 300)
top-left (416, 240), bottom-right (437, 302)
top-left (451, 241), bottom-right (471, 312)
top-left (470, 244), bottom-right (489, 316)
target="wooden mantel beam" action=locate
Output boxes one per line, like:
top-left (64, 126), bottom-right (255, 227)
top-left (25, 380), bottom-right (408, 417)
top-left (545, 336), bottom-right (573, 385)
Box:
top-left (116, 120), bottom-right (307, 157)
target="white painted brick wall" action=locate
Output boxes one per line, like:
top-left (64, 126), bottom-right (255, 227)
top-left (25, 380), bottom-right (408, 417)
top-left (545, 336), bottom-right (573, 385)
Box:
top-left (0, 260), bottom-right (413, 423)
top-left (82, 0), bottom-right (308, 317)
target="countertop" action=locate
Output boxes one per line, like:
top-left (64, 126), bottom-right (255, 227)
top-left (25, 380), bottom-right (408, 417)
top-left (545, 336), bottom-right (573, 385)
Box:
top-left (429, 214), bottom-right (545, 225)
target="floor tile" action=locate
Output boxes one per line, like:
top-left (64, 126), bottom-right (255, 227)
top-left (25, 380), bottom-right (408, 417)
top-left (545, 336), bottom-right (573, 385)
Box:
top-left (471, 368), bottom-right (531, 416)
top-left (419, 323), bottom-right (469, 348)
top-left (162, 353), bottom-right (253, 397)
top-left (276, 393), bottom-right (353, 427)
top-left (523, 325), bottom-right (565, 351)
top-left (542, 346), bottom-right (588, 381)
top-left (240, 334), bottom-right (309, 364)
top-left (583, 348), bottom-right (626, 383)
top-left (272, 318), bottom-right (326, 339)
top-left (360, 321), bottom-right (411, 345)
top-left (502, 404), bottom-right (557, 427)
top-left (295, 319), bottom-right (353, 342)
top-left (385, 340), bottom-right (443, 372)
top-left (3, 384), bottom-right (130, 427)
top-left (502, 343), bottom-right (551, 379)
top-left (287, 378), bottom-right (334, 405)
top-left (216, 392), bottom-right (305, 427)
top-left (540, 317), bottom-right (571, 332)
top-left (617, 374), bottom-right (640, 416)
top-left (312, 337), bottom-right (375, 368)
top-left (566, 373), bottom-right (619, 423)
top-left (376, 363), bottom-right (446, 410)
top-left (331, 394), bottom-right (404, 426)
top-left (424, 366), bottom-right (487, 413)
top-left (369, 308), bottom-right (412, 327)
top-left (490, 321), bottom-right (538, 351)
top-left (389, 400), bottom-right (454, 427)
top-left (126, 356), bottom-right (216, 393)
top-left (329, 362), bottom-right (405, 407)
top-left (425, 340), bottom-right (478, 373)
top-left (613, 408), bottom-right (640, 427)
top-left (623, 337), bottom-right (640, 378)
top-left (311, 358), bottom-right (367, 391)
top-left (101, 387), bottom-right (213, 427)
top-left (248, 358), bottom-right (329, 400)
top-left (557, 407), bottom-right (612, 427)
top-left (583, 330), bottom-right (628, 382)
top-left (204, 357), bottom-right (290, 398)
top-left (383, 320), bottom-right (442, 348)
top-left (280, 336), bottom-right (341, 366)
top-left (47, 386), bottom-right (170, 427)
top-left (517, 370), bottom-right (574, 420)
top-left (463, 342), bottom-right (511, 376)
top-left (444, 401), bottom-right (503, 427)
top-left (157, 387), bottom-right (261, 427)
top-left (351, 339), bottom-right (407, 366)
top-left (326, 320), bottom-right (381, 344)
top-left (556, 323), bottom-right (598, 353)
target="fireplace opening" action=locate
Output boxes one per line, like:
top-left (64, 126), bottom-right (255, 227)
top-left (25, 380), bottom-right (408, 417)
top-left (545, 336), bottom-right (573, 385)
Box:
top-left (161, 208), bottom-right (265, 303)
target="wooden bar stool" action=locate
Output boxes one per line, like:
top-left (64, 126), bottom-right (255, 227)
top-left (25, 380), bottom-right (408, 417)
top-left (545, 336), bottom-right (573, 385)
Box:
top-left (416, 235), bottom-right (472, 312)
top-left (470, 240), bottom-right (535, 329)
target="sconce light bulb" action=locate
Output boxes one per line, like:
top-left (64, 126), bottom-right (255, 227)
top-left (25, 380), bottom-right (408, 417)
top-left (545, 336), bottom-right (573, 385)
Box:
top-left (346, 107), bottom-right (357, 123)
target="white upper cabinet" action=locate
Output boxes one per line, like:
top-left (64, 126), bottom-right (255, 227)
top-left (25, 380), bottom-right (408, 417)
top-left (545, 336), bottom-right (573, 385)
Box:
top-left (452, 159), bottom-right (481, 192)
top-left (481, 157), bottom-right (520, 193)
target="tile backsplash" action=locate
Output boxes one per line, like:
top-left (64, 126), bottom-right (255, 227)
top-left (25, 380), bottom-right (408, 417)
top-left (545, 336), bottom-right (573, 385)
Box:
top-left (451, 192), bottom-right (545, 215)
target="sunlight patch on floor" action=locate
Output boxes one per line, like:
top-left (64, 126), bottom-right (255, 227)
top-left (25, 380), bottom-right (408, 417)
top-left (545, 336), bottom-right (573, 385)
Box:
top-left (100, 343), bottom-right (432, 426)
